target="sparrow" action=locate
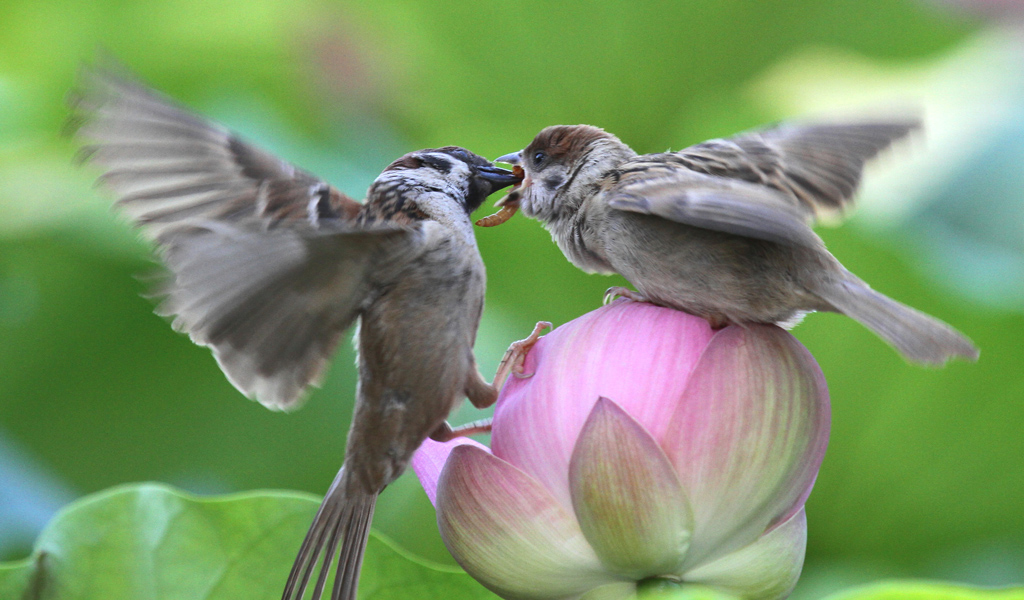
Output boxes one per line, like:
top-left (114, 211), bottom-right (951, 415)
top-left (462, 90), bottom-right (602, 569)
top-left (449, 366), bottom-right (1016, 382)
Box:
top-left (491, 122), bottom-right (978, 365)
top-left (71, 66), bottom-right (542, 600)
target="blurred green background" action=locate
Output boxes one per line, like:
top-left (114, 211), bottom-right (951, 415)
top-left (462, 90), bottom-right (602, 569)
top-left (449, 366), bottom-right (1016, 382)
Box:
top-left (1, 0), bottom-right (1022, 597)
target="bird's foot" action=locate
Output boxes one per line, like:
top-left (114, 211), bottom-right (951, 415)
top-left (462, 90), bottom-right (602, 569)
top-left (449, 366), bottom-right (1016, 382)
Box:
top-left (493, 321), bottom-right (552, 390)
top-left (430, 418), bottom-right (493, 442)
top-left (706, 315), bottom-right (732, 330)
top-left (604, 286), bottom-right (648, 305)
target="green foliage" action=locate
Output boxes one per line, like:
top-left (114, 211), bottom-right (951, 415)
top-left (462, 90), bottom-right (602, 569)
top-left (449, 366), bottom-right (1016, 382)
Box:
top-left (643, 582), bottom-right (1024, 600)
top-left (820, 581), bottom-right (1024, 600)
top-left (1, 0), bottom-right (1021, 598)
top-left (0, 484), bottom-right (495, 600)
top-left (6, 484), bottom-right (1016, 600)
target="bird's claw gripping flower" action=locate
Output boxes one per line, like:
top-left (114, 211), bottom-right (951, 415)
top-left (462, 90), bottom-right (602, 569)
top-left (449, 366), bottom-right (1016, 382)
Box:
top-left (413, 300), bottom-right (831, 600)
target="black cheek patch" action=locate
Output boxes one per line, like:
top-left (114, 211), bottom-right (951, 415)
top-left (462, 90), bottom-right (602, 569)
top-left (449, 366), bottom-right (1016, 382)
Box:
top-left (464, 180), bottom-right (489, 214)
top-left (543, 175), bottom-right (565, 190)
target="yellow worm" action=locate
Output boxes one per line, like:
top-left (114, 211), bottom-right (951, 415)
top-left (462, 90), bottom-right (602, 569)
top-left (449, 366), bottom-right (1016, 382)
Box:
top-left (475, 204), bottom-right (518, 227)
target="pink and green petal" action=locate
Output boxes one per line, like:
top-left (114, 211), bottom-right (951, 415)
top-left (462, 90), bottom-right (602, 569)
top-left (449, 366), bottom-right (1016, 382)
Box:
top-left (661, 325), bottom-right (829, 568)
top-left (437, 444), bottom-right (618, 600)
top-left (682, 509), bottom-right (807, 600)
top-left (411, 436), bottom-right (490, 507)
top-left (492, 301), bottom-right (715, 509)
top-left (569, 398), bottom-right (693, 578)
top-left (578, 582), bottom-right (639, 600)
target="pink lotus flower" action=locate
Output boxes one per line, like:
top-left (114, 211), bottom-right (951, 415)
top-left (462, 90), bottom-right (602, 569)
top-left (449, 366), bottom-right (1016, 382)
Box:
top-left (413, 301), bottom-right (831, 600)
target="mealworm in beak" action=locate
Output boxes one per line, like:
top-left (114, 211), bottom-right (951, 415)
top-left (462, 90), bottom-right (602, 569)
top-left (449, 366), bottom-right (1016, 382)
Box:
top-left (475, 165), bottom-right (524, 227)
top-left (475, 203), bottom-right (518, 227)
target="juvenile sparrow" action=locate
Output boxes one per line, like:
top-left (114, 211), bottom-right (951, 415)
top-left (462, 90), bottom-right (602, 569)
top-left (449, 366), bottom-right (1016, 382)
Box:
top-left (72, 68), bottom-right (539, 600)
top-left (493, 123), bottom-right (978, 365)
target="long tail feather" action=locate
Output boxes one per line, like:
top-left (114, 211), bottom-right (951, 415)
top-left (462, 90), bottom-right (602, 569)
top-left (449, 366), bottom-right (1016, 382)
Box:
top-left (283, 469), bottom-right (377, 600)
top-left (819, 275), bottom-right (979, 365)
top-left (333, 498), bottom-right (375, 600)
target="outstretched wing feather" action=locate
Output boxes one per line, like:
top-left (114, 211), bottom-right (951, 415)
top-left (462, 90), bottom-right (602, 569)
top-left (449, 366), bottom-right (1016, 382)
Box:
top-left (154, 221), bottom-right (415, 410)
top-left (72, 65), bottom-right (363, 237)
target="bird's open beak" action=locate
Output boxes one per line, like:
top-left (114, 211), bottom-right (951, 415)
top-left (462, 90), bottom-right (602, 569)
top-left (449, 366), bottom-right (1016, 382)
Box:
top-left (495, 151), bottom-right (522, 166)
top-left (492, 153), bottom-right (527, 208)
top-left (494, 152), bottom-right (527, 206)
top-left (474, 160), bottom-right (526, 228)
top-left (475, 165), bottom-right (521, 191)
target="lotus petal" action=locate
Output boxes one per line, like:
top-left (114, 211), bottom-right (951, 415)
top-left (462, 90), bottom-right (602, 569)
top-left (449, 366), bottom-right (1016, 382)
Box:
top-left (493, 301), bottom-right (715, 509)
top-left (578, 582), bottom-right (639, 600)
top-left (661, 325), bottom-right (829, 568)
top-left (411, 436), bottom-right (489, 507)
top-left (569, 398), bottom-right (693, 578)
top-left (437, 444), bottom-right (619, 600)
top-left (683, 509), bottom-right (807, 600)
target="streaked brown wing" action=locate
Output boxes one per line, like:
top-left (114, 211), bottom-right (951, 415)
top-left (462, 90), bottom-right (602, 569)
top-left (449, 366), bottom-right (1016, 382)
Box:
top-left (70, 63), bottom-right (415, 410)
top-left (606, 166), bottom-right (824, 248)
top-left (154, 220), bottom-right (416, 410)
top-left (668, 119), bottom-right (919, 221)
top-left (605, 119), bottom-right (917, 247)
top-left (71, 65), bottom-right (363, 239)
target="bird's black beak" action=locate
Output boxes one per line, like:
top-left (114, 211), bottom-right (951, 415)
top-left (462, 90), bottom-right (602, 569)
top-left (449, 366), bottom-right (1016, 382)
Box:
top-left (475, 165), bottom-right (522, 193)
top-left (464, 164), bottom-right (524, 214)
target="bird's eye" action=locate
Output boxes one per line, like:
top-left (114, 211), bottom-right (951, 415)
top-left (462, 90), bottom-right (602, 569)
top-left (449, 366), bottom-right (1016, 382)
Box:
top-left (533, 151), bottom-right (547, 166)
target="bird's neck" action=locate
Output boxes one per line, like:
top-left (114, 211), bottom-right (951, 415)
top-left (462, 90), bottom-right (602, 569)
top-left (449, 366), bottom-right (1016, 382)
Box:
top-left (415, 192), bottom-right (478, 246)
top-left (564, 141), bottom-right (636, 208)
top-left (540, 140), bottom-right (635, 273)
top-left (544, 200), bottom-right (616, 274)
top-left (360, 183), bottom-right (429, 226)
top-left (360, 187), bottom-right (476, 246)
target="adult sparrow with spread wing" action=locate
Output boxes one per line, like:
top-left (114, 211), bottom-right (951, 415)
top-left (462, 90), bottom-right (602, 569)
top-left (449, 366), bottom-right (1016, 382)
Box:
top-left (491, 122), bottom-right (977, 365)
top-left (72, 67), bottom-right (540, 600)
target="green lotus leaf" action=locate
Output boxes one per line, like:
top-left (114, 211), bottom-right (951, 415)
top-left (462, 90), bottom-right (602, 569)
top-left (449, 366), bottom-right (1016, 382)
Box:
top-left (0, 482), bottom-right (496, 600)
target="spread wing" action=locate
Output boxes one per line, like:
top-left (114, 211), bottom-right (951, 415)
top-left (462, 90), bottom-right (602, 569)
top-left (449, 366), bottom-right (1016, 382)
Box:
top-left (154, 220), bottom-right (415, 410)
top-left (606, 120), bottom-right (918, 247)
top-left (71, 65), bottom-right (364, 238)
top-left (71, 64), bottom-right (416, 410)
